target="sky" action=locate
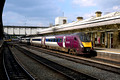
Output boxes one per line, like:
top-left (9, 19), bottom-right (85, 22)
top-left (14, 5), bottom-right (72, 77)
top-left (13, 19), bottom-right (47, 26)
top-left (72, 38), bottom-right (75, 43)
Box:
top-left (2, 0), bottom-right (120, 27)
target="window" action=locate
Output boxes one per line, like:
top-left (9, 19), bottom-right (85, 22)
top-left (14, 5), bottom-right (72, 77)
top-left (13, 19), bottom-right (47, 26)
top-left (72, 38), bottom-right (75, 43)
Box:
top-left (55, 39), bottom-right (57, 42)
top-left (74, 37), bottom-right (77, 41)
top-left (60, 38), bottom-right (62, 42)
top-left (53, 39), bottom-right (55, 42)
top-left (102, 33), bottom-right (105, 44)
top-left (46, 39), bottom-right (49, 41)
top-left (48, 39), bottom-right (50, 41)
top-left (56, 39), bottom-right (58, 42)
top-left (57, 38), bottom-right (62, 42)
top-left (58, 38), bottom-right (60, 42)
top-left (63, 19), bottom-right (66, 24)
top-left (32, 39), bottom-right (41, 41)
top-left (50, 39), bottom-right (53, 42)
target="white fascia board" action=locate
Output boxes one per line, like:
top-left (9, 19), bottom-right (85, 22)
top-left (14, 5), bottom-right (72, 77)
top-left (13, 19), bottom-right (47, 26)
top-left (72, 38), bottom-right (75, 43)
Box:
top-left (46, 36), bottom-right (55, 39)
top-left (39, 15), bottom-right (120, 34)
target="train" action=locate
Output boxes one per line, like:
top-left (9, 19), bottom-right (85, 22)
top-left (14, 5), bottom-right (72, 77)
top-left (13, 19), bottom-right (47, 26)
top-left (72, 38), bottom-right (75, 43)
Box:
top-left (4, 39), bottom-right (12, 42)
top-left (20, 32), bottom-right (97, 56)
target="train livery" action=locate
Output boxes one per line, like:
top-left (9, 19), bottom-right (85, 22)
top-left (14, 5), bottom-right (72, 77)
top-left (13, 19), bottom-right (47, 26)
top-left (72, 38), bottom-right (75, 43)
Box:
top-left (21, 32), bottom-right (96, 55)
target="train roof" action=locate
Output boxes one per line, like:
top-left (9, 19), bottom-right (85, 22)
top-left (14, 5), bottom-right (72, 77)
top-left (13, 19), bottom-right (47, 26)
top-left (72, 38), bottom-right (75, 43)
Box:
top-left (46, 32), bottom-right (85, 37)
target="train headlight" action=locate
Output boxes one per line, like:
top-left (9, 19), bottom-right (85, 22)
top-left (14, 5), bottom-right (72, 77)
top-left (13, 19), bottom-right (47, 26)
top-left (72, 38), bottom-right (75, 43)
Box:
top-left (80, 43), bottom-right (84, 48)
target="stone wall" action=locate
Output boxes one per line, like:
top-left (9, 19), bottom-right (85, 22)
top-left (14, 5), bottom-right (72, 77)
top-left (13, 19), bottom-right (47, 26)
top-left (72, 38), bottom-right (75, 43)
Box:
top-left (43, 24), bottom-right (120, 49)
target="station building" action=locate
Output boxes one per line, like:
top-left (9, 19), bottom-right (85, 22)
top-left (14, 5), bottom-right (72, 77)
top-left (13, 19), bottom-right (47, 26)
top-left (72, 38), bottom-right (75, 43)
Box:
top-left (38, 11), bottom-right (120, 49)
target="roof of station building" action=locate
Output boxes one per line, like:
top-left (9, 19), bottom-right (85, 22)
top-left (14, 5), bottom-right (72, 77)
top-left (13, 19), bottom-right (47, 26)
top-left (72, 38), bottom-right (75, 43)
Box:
top-left (4, 25), bottom-right (48, 28)
top-left (38, 12), bottom-right (120, 34)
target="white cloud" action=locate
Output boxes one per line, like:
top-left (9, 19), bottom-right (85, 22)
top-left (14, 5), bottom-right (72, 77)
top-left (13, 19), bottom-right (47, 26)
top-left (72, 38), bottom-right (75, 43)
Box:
top-left (3, 0), bottom-right (120, 26)
top-left (113, 6), bottom-right (120, 11)
top-left (58, 0), bottom-right (65, 2)
top-left (83, 12), bottom-right (95, 18)
top-left (2, 11), bottom-right (48, 26)
top-left (3, 0), bottom-right (63, 26)
top-left (72, 0), bottom-right (96, 7)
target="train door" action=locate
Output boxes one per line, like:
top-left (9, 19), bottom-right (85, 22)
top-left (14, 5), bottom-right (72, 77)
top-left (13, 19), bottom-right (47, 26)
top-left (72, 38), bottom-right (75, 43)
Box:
top-left (42, 37), bottom-right (45, 45)
top-left (63, 36), bottom-right (66, 48)
top-left (73, 37), bottom-right (79, 48)
top-left (65, 37), bottom-right (71, 48)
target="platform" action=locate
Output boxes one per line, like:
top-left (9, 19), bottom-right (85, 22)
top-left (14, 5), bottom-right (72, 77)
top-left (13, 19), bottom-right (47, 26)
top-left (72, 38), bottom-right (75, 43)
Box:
top-left (95, 47), bottom-right (120, 62)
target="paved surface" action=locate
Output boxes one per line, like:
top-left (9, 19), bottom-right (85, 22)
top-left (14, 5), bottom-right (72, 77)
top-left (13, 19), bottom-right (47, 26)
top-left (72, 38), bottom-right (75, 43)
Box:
top-left (94, 47), bottom-right (120, 62)
top-left (95, 47), bottom-right (120, 54)
top-left (21, 46), bottom-right (120, 80)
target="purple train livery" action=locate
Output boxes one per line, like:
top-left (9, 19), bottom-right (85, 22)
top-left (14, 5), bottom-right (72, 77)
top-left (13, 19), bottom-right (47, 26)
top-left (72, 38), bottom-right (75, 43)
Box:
top-left (22, 32), bottom-right (96, 56)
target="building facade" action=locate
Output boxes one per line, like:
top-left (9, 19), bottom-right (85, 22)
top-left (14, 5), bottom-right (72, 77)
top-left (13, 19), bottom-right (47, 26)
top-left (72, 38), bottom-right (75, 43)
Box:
top-left (38, 11), bottom-right (120, 49)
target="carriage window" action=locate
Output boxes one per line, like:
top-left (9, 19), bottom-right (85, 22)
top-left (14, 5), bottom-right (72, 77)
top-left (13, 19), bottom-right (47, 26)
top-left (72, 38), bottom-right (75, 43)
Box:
top-left (50, 39), bottom-right (52, 42)
top-left (74, 37), bottom-right (77, 41)
top-left (53, 39), bottom-right (55, 42)
top-left (60, 38), bottom-right (62, 42)
top-left (55, 39), bottom-right (57, 42)
top-left (56, 39), bottom-right (58, 42)
top-left (48, 39), bottom-right (50, 41)
top-left (52, 39), bottom-right (53, 42)
top-left (46, 39), bottom-right (48, 41)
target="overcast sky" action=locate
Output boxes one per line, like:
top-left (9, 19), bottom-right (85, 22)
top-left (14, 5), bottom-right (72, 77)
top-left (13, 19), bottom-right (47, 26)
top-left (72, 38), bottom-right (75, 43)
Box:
top-left (2, 0), bottom-right (120, 26)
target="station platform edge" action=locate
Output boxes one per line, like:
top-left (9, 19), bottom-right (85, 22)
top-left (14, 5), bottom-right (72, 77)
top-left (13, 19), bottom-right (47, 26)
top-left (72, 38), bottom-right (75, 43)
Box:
top-left (94, 47), bottom-right (120, 62)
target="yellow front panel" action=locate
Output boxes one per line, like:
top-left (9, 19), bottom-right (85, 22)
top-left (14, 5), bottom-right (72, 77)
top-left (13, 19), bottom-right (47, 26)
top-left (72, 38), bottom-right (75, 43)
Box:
top-left (82, 42), bottom-right (92, 48)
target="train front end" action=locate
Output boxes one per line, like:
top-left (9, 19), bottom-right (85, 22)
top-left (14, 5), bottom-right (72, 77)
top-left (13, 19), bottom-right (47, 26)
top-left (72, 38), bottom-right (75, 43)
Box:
top-left (76, 33), bottom-right (94, 55)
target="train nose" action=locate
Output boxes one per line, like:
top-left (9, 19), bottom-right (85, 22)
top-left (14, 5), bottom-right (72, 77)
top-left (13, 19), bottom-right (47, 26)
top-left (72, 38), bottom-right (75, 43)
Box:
top-left (82, 42), bottom-right (92, 48)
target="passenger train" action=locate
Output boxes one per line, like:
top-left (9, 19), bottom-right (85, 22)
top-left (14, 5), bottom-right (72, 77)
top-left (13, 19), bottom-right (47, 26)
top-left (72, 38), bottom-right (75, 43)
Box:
top-left (20, 32), bottom-right (96, 56)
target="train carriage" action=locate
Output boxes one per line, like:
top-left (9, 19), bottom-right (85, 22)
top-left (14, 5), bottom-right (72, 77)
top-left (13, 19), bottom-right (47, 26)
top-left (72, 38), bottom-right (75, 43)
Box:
top-left (30, 37), bottom-right (42, 46)
top-left (21, 32), bottom-right (96, 56)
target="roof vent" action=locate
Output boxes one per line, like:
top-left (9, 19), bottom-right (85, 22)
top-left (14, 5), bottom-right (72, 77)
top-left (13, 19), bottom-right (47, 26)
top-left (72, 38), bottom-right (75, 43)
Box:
top-left (77, 17), bottom-right (83, 21)
top-left (95, 11), bottom-right (102, 17)
top-left (55, 17), bottom-right (67, 26)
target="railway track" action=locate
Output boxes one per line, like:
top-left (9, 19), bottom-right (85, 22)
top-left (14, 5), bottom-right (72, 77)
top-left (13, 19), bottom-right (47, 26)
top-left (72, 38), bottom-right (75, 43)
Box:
top-left (15, 45), bottom-right (98, 80)
top-left (22, 44), bottom-right (120, 75)
top-left (3, 44), bottom-right (35, 80)
top-left (0, 43), bottom-right (8, 80)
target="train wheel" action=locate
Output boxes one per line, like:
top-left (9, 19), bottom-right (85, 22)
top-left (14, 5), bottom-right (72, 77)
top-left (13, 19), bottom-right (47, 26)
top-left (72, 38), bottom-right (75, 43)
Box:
top-left (68, 49), bottom-right (70, 54)
top-left (68, 49), bottom-right (72, 54)
top-left (68, 49), bottom-right (77, 55)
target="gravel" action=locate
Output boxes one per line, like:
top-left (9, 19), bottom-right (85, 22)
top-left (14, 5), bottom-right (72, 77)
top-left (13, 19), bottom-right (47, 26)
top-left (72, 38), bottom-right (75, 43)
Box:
top-left (10, 47), bottom-right (69, 80)
top-left (23, 46), bottom-right (120, 80)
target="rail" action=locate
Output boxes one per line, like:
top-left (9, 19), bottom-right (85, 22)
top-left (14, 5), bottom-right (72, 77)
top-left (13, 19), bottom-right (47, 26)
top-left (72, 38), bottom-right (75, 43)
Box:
top-left (15, 45), bottom-right (98, 80)
top-left (3, 44), bottom-right (35, 80)
top-left (25, 45), bottom-right (120, 74)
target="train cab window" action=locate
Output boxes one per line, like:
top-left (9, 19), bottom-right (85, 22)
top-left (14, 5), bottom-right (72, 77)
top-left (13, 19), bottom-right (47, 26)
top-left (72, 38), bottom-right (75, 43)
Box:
top-left (74, 37), bottom-right (77, 41)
